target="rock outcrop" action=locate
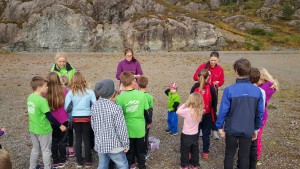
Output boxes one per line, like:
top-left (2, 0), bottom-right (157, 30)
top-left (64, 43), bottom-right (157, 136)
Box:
top-left (0, 0), bottom-right (224, 52)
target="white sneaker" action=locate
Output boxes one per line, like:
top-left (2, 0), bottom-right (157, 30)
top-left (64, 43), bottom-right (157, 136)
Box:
top-left (212, 131), bottom-right (220, 140)
top-left (199, 129), bottom-right (203, 137)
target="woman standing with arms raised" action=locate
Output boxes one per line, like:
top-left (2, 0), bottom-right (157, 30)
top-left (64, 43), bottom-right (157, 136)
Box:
top-left (193, 51), bottom-right (224, 140)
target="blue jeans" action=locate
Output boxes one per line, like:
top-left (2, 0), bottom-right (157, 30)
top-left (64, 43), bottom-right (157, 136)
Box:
top-left (168, 111), bottom-right (178, 133)
top-left (98, 152), bottom-right (128, 169)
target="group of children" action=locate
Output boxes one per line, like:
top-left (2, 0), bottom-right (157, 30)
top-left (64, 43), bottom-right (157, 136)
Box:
top-left (12, 51), bottom-right (277, 169)
top-left (26, 66), bottom-right (154, 169)
top-left (164, 58), bottom-right (278, 169)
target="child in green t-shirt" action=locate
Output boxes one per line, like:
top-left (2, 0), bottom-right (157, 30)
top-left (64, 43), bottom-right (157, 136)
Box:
top-left (165, 82), bottom-right (181, 135)
top-left (137, 76), bottom-right (153, 160)
top-left (116, 72), bottom-right (150, 169)
top-left (27, 76), bottom-right (66, 169)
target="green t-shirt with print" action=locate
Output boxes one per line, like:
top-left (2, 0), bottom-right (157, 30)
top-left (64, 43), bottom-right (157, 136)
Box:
top-left (167, 91), bottom-right (181, 111)
top-left (27, 93), bottom-right (52, 135)
top-left (116, 90), bottom-right (149, 138)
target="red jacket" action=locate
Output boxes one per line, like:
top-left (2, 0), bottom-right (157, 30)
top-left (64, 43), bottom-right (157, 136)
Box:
top-left (193, 63), bottom-right (224, 88)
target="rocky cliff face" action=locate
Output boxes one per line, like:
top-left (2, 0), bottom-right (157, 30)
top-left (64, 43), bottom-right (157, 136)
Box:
top-left (0, 0), bottom-right (224, 52)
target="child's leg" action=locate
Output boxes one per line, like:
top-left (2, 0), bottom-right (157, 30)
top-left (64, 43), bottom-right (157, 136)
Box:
top-left (170, 111), bottom-right (178, 133)
top-left (126, 138), bottom-right (135, 165)
top-left (58, 121), bottom-right (69, 163)
top-left (109, 152), bottom-right (128, 169)
top-left (51, 124), bottom-right (60, 164)
top-left (82, 122), bottom-right (92, 163)
top-left (39, 132), bottom-right (52, 169)
top-left (68, 121), bottom-right (74, 147)
top-left (29, 133), bottom-right (41, 169)
top-left (180, 133), bottom-right (191, 167)
top-left (135, 137), bottom-right (146, 169)
top-left (201, 115), bottom-right (212, 153)
top-left (237, 137), bottom-right (252, 169)
top-left (257, 118), bottom-right (267, 160)
top-left (167, 112), bottom-right (172, 131)
top-left (145, 128), bottom-right (150, 154)
top-left (190, 134), bottom-right (200, 167)
top-left (224, 134), bottom-right (238, 169)
top-left (73, 122), bottom-right (84, 164)
top-left (249, 140), bottom-right (258, 169)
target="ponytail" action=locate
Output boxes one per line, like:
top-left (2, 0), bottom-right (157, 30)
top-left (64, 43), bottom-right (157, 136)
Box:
top-left (198, 69), bottom-right (210, 90)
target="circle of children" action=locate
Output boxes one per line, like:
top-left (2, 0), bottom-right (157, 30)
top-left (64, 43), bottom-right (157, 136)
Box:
top-left (0, 49), bottom-right (279, 169)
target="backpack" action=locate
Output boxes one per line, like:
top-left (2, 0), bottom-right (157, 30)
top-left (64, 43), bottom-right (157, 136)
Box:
top-left (194, 84), bottom-right (215, 121)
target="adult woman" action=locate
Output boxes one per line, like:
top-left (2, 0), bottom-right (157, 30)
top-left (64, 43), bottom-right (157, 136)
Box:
top-left (51, 53), bottom-right (76, 81)
top-left (193, 51), bottom-right (224, 140)
top-left (116, 48), bottom-right (143, 81)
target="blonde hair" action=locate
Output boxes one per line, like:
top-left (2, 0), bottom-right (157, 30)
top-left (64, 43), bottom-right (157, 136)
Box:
top-left (60, 75), bottom-right (70, 87)
top-left (70, 72), bottom-right (89, 95)
top-left (55, 52), bottom-right (68, 62)
top-left (186, 93), bottom-right (203, 121)
top-left (197, 69), bottom-right (209, 90)
top-left (260, 68), bottom-right (279, 91)
top-left (0, 149), bottom-right (12, 169)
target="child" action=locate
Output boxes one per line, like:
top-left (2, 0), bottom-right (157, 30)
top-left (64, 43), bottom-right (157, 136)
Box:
top-left (64, 72), bottom-right (96, 168)
top-left (165, 82), bottom-right (181, 135)
top-left (27, 76), bottom-right (66, 169)
top-left (116, 71), bottom-right (150, 169)
top-left (242, 68), bottom-right (266, 169)
top-left (216, 59), bottom-right (264, 169)
top-left (256, 68), bottom-right (279, 164)
top-left (177, 93), bottom-right (203, 169)
top-left (190, 69), bottom-right (217, 159)
top-left (0, 128), bottom-right (5, 149)
top-left (0, 149), bottom-right (12, 169)
top-left (91, 79), bottom-right (130, 169)
top-left (60, 75), bottom-right (75, 157)
top-left (45, 72), bottom-right (69, 168)
top-left (137, 76), bottom-right (154, 159)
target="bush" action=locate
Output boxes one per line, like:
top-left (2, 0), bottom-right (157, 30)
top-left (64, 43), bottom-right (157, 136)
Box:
top-left (282, 5), bottom-right (294, 20)
top-left (250, 27), bottom-right (267, 36)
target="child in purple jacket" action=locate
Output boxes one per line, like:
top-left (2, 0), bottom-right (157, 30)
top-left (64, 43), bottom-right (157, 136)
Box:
top-left (256, 68), bottom-right (279, 163)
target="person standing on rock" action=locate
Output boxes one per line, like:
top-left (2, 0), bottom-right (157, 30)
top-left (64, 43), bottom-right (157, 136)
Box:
top-left (51, 53), bottom-right (76, 81)
top-left (193, 51), bottom-right (224, 140)
top-left (116, 48), bottom-right (143, 89)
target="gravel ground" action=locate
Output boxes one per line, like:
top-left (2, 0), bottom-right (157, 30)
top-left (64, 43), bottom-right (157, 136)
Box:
top-left (0, 51), bottom-right (299, 169)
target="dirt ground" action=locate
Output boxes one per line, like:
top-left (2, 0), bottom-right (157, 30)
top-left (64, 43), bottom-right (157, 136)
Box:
top-left (0, 51), bottom-right (299, 169)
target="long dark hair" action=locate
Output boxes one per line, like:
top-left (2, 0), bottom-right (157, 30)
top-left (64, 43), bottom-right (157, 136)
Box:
top-left (124, 48), bottom-right (137, 62)
top-left (45, 72), bottom-right (65, 110)
top-left (205, 51), bottom-right (219, 69)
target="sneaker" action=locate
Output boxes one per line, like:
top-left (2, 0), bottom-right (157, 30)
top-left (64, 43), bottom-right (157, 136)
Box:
top-left (58, 163), bottom-right (65, 168)
top-left (145, 153), bottom-right (150, 159)
top-left (189, 165), bottom-right (198, 169)
top-left (170, 132), bottom-right (178, 136)
top-left (212, 131), bottom-right (220, 140)
top-left (181, 166), bottom-right (188, 169)
top-left (68, 147), bottom-right (75, 157)
top-left (202, 152), bottom-right (209, 159)
top-left (199, 129), bottom-right (203, 137)
top-left (165, 129), bottom-right (171, 133)
top-left (85, 162), bottom-right (92, 168)
top-left (76, 163), bottom-right (83, 168)
top-left (130, 164), bottom-right (136, 169)
top-left (257, 161), bottom-right (262, 166)
top-left (36, 164), bottom-right (43, 169)
top-left (52, 164), bottom-right (59, 169)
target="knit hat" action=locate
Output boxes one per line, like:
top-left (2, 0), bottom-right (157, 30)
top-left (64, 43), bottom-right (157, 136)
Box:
top-left (95, 79), bottom-right (115, 99)
top-left (169, 82), bottom-right (177, 89)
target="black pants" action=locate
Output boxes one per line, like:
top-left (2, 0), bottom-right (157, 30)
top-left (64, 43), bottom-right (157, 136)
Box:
top-left (249, 140), bottom-right (257, 169)
top-left (67, 121), bottom-right (73, 147)
top-left (199, 114), bottom-right (212, 153)
top-left (224, 134), bottom-right (252, 169)
top-left (73, 122), bottom-right (92, 164)
top-left (127, 137), bottom-right (146, 169)
top-left (145, 127), bottom-right (150, 154)
top-left (51, 121), bottom-right (68, 164)
top-left (180, 133), bottom-right (199, 167)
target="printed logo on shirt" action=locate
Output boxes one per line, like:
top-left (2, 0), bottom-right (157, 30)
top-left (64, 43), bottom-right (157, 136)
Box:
top-left (27, 101), bottom-right (35, 114)
top-left (125, 100), bottom-right (140, 113)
